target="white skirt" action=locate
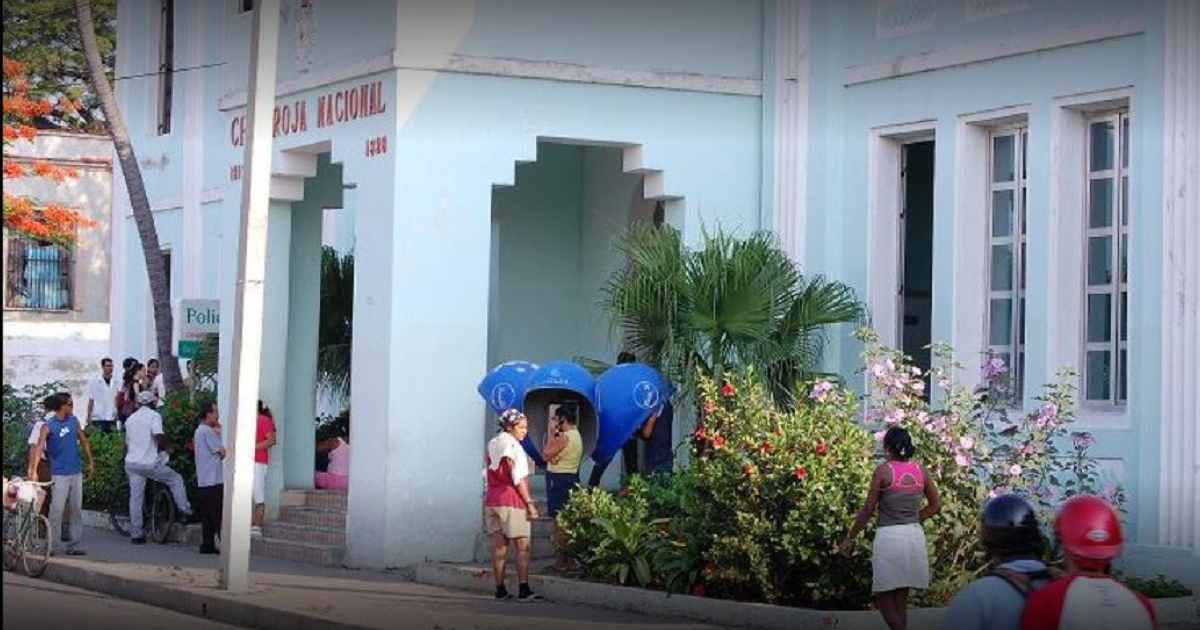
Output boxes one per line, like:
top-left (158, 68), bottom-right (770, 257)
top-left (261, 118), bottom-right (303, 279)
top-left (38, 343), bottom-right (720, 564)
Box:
top-left (872, 523), bottom-right (930, 592)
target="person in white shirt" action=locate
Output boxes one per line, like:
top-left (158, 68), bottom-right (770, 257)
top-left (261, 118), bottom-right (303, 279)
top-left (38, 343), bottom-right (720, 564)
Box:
top-left (123, 391), bottom-right (194, 544)
top-left (145, 358), bottom-right (167, 406)
top-left (84, 357), bottom-right (120, 433)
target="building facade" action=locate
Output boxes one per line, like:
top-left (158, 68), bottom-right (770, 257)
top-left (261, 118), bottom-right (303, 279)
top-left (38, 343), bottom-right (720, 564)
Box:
top-left (3, 131), bottom-right (114, 393)
top-left (110, 0), bottom-right (1197, 577)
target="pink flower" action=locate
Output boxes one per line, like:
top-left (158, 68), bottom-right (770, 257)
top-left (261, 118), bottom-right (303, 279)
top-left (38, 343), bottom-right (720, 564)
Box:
top-left (883, 409), bottom-right (905, 425)
top-left (1008, 464), bottom-right (1023, 476)
top-left (1036, 402), bottom-right (1060, 428)
top-left (959, 436), bottom-right (975, 450)
top-left (954, 454), bottom-right (971, 468)
top-left (720, 383), bottom-right (736, 397)
top-left (982, 353), bottom-right (1008, 381)
top-left (869, 362), bottom-right (889, 378)
top-left (809, 380), bottom-right (835, 402)
top-left (873, 430), bottom-right (886, 442)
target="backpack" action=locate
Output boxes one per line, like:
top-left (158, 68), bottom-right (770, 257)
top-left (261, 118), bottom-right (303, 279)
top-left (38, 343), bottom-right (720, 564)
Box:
top-left (990, 566), bottom-right (1064, 598)
top-left (115, 389), bottom-right (136, 419)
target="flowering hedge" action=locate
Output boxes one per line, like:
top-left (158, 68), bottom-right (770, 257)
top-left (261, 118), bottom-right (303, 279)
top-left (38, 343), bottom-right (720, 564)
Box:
top-left (558, 370), bottom-right (877, 608)
top-left (855, 329), bottom-right (1123, 604)
top-left (557, 332), bottom-right (1125, 609)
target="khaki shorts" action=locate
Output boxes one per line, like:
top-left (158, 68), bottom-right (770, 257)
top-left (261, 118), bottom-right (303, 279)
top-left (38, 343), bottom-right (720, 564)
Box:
top-left (484, 505), bottom-right (530, 539)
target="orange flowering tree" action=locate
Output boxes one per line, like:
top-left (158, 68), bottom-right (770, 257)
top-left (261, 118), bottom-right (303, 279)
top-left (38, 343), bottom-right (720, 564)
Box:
top-left (3, 56), bottom-right (95, 245)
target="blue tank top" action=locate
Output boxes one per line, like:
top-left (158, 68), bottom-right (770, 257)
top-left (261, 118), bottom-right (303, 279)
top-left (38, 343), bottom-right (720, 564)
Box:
top-left (46, 416), bottom-right (82, 476)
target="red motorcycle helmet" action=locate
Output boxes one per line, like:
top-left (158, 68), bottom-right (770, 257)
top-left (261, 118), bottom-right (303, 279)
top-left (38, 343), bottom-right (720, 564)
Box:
top-left (1055, 494), bottom-right (1123, 570)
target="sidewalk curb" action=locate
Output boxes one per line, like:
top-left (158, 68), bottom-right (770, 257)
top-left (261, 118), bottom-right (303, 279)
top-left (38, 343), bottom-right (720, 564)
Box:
top-left (41, 560), bottom-right (375, 630)
top-left (415, 563), bottom-right (1200, 630)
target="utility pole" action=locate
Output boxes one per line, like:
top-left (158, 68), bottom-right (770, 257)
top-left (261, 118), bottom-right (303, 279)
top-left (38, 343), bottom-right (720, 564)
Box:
top-left (220, 0), bottom-right (281, 593)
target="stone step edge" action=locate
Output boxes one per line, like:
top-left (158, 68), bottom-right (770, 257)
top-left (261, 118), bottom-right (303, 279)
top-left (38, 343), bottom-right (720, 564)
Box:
top-left (254, 536), bottom-right (344, 552)
top-left (264, 520), bottom-right (346, 535)
top-left (414, 563), bottom-right (1199, 630)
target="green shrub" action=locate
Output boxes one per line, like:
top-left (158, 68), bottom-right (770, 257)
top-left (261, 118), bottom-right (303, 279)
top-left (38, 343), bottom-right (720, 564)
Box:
top-left (555, 481), bottom-right (650, 571)
top-left (158, 389), bottom-right (217, 501)
top-left (81, 431), bottom-right (126, 510)
top-left (681, 371), bottom-right (876, 607)
top-left (1118, 574), bottom-right (1192, 599)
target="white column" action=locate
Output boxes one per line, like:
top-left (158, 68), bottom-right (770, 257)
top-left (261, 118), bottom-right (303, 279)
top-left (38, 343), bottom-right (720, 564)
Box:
top-left (769, 0), bottom-right (811, 262)
top-left (1158, 0), bottom-right (1200, 551)
top-left (220, 0), bottom-right (280, 593)
top-left (260, 201), bottom-right (292, 512)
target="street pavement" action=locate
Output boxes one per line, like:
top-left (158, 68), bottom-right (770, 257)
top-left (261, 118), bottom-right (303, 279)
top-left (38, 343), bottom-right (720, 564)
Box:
top-left (3, 571), bottom-right (247, 630)
top-left (7, 524), bottom-right (1195, 630)
top-left (23, 525), bottom-right (720, 630)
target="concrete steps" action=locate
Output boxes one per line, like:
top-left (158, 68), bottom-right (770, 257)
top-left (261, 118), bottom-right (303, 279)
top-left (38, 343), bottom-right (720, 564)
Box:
top-left (251, 537), bottom-right (345, 566)
top-left (252, 489), bottom-right (346, 567)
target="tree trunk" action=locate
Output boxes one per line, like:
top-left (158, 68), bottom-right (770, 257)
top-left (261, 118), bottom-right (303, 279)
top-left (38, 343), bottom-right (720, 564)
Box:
top-left (74, 0), bottom-right (184, 393)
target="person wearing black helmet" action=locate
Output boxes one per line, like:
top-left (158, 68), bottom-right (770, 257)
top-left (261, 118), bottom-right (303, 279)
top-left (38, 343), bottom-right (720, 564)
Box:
top-left (941, 494), bottom-right (1058, 630)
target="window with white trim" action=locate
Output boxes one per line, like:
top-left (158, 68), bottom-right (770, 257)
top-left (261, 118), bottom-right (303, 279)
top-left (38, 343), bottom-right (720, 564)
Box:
top-left (1083, 111), bottom-right (1129, 405)
top-left (5, 236), bottom-right (75, 310)
top-left (987, 127), bottom-right (1027, 400)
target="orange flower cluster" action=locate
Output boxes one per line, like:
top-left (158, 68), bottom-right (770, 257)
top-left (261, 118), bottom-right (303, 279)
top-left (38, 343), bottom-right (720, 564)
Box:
top-left (3, 57), bottom-right (93, 244)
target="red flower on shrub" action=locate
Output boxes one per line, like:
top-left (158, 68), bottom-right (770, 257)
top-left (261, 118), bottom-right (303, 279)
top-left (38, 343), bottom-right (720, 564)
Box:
top-left (760, 441), bottom-right (773, 453)
top-left (794, 465), bottom-right (808, 480)
top-left (720, 383), bottom-right (736, 397)
top-left (712, 435), bottom-right (726, 450)
top-left (703, 401), bottom-right (716, 415)
top-left (816, 442), bottom-right (827, 456)
top-left (743, 463), bottom-right (756, 476)
top-left (694, 424), bottom-right (708, 439)
top-left (704, 562), bottom-right (718, 575)
top-left (693, 584), bottom-right (706, 597)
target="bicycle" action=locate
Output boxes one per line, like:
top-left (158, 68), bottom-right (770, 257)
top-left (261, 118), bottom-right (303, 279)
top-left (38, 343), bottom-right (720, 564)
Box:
top-left (3, 478), bottom-right (53, 577)
top-left (107, 477), bottom-right (176, 544)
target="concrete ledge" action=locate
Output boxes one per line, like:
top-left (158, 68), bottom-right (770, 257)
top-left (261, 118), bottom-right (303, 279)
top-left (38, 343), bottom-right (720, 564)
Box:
top-left (42, 560), bottom-right (375, 630)
top-left (81, 509), bottom-right (201, 546)
top-left (415, 562), bottom-right (1199, 630)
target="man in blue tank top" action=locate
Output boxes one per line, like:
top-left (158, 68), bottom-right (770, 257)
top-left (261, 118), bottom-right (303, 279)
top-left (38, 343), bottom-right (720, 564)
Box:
top-left (27, 392), bottom-right (95, 556)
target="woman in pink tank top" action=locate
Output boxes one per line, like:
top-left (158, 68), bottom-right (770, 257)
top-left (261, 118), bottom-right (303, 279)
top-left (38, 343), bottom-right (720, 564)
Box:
top-left (835, 427), bottom-right (941, 630)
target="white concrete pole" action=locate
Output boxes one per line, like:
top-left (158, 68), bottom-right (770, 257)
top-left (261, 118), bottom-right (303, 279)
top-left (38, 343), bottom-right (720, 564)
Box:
top-left (220, 0), bottom-right (280, 593)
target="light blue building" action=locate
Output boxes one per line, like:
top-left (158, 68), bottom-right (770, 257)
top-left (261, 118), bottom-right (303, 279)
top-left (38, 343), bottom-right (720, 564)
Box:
top-left (110, 0), bottom-right (1197, 578)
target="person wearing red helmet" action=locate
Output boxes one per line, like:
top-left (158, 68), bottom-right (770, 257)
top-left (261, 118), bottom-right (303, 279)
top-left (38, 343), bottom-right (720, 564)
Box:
top-left (1020, 495), bottom-right (1157, 630)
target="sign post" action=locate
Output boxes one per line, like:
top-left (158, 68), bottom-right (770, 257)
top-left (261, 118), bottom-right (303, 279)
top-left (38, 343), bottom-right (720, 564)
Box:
top-left (175, 299), bottom-right (220, 358)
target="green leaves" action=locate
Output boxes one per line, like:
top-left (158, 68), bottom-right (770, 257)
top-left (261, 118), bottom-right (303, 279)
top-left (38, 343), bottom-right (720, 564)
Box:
top-left (602, 224), bottom-right (863, 410)
top-left (318, 247), bottom-right (354, 400)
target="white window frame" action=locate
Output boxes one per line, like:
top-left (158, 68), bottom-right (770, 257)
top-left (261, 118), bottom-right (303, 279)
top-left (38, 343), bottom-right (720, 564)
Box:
top-left (866, 120), bottom-right (938, 351)
top-left (952, 105), bottom-right (1029, 392)
top-left (985, 125), bottom-right (1028, 402)
top-left (1082, 110), bottom-right (1130, 407)
top-left (1047, 88), bottom-right (1131, 429)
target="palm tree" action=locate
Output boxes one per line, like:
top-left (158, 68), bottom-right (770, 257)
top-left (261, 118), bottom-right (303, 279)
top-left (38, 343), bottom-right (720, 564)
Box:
top-left (74, 0), bottom-right (183, 391)
top-left (317, 246), bottom-right (353, 399)
top-left (602, 224), bottom-right (863, 410)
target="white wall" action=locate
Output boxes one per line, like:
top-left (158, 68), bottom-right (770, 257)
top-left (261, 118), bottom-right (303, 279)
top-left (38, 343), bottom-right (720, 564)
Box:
top-left (3, 131), bottom-right (114, 392)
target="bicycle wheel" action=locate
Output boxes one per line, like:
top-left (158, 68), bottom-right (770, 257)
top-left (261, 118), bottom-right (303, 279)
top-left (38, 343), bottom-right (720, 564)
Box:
top-left (22, 514), bottom-right (51, 578)
top-left (2, 510), bottom-right (18, 571)
top-left (148, 485), bottom-right (175, 544)
top-left (108, 484), bottom-right (131, 537)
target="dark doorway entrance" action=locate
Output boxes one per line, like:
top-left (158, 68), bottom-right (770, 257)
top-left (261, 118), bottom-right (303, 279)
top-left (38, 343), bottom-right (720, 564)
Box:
top-left (900, 141), bottom-right (934, 379)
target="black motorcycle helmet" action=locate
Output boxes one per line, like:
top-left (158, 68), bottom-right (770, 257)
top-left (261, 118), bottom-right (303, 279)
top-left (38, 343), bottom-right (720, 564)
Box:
top-left (981, 494), bottom-right (1043, 556)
